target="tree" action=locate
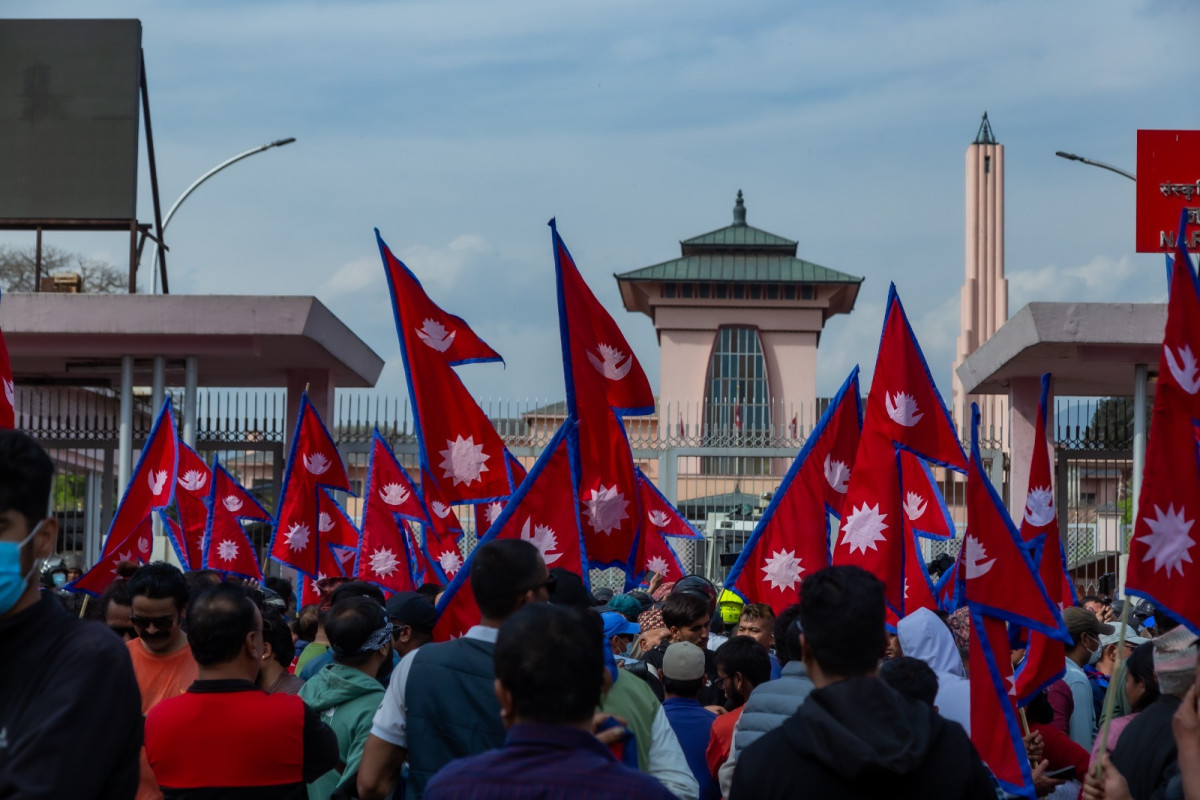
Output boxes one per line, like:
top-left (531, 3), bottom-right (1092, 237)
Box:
top-left (0, 244), bottom-right (125, 293)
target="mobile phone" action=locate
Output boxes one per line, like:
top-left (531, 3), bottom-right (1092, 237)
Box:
top-left (1045, 766), bottom-right (1077, 781)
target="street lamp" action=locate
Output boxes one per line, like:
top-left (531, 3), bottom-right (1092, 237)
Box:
top-left (1054, 150), bottom-right (1136, 182)
top-left (147, 136), bottom-right (297, 293)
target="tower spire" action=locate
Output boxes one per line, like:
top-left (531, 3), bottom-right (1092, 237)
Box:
top-left (974, 112), bottom-right (997, 145)
top-left (733, 190), bottom-right (746, 226)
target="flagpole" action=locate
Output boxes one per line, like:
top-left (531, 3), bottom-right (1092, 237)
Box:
top-left (1091, 599), bottom-right (1134, 780)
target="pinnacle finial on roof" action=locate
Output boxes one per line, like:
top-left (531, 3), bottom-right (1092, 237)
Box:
top-left (974, 112), bottom-right (997, 145)
top-left (733, 190), bottom-right (746, 226)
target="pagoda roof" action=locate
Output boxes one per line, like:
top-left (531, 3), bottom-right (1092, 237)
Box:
top-left (616, 190), bottom-right (862, 285)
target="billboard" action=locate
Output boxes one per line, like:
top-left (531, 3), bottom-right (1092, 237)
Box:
top-left (1136, 130), bottom-right (1200, 253)
top-left (0, 19), bottom-right (142, 222)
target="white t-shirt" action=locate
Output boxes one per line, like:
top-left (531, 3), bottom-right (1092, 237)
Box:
top-left (369, 625), bottom-right (499, 748)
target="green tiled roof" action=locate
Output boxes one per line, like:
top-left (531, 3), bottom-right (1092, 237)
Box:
top-left (681, 224), bottom-right (796, 249)
top-left (617, 253), bottom-right (862, 285)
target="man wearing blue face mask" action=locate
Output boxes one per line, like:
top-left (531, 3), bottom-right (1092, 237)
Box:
top-left (0, 430), bottom-right (143, 799)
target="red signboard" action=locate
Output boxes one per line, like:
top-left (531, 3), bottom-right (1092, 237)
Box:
top-left (1137, 130), bottom-right (1200, 253)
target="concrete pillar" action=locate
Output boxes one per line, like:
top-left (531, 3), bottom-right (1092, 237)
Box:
top-left (1008, 375), bottom-right (1052, 518)
top-left (118, 355), bottom-right (134, 491)
top-left (182, 356), bottom-right (198, 448)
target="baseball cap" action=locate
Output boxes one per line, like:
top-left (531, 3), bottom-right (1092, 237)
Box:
top-left (662, 641), bottom-right (706, 681)
top-left (1063, 606), bottom-right (1115, 638)
top-left (385, 591), bottom-right (437, 634)
top-left (1099, 623), bottom-right (1149, 649)
top-left (602, 611), bottom-right (641, 639)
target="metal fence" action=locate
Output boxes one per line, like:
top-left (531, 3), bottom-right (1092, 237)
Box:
top-left (24, 386), bottom-right (1134, 598)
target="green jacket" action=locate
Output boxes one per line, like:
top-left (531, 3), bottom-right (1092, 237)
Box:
top-left (299, 662), bottom-right (386, 799)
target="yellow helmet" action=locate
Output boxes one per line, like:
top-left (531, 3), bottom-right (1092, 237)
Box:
top-left (718, 589), bottom-right (744, 625)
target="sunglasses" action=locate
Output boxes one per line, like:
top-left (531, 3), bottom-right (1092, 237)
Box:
top-left (130, 614), bottom-right (178, 631)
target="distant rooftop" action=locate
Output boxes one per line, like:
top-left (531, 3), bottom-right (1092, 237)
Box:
top-left (617, 191), bottom-right (862, 286)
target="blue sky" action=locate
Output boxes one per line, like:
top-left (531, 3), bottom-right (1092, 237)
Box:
top-left (4, 0), bottom-right (1198, 407)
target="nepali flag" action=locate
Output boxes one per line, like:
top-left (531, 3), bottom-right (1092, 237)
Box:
top-left (358, 430), bottom-right (429, 592)
top-left (203, 458), bottom-right (271, 581)
top-left (433, 422), bottom-right (587, 640)
top-left (832, 286), bottom-right (966, 611)
top-left (899, 450), bottom-right (955, 541)
top-left (964, 404), bottom-right (1069, 638)
top-left (0, 289), bottom-right (13, 429)
top-left (964, 404), bottom-right (1069, 798)
top-left (1014, 373), bottom-right (1076, 703)
top-left (91, 399), bottom-right (179, 564)
top-left (726, 368), bottom-right (862, 612)
top-left (268, 394), bottom-right (352, 578)
top-left (169, 442), bottom-right (212, 570)
top-left (1126, 217), bottom-right (1200, 633)
top-left (900, 523), bottom-right (941, 614)
top-left (627, 469), bottom-right (699, 587)
top-left (71, 513), bottom-right (160, 595)
top-left (420, 468), bottom-right (468, 583)
top-left (376, 230), bottom-right (519, 505)
top-left (316, 490), bottom-right (361, 581)
top-left (970, 608), bottom-right (1036, 797)
top-left (552, 220), bottom-right (651, 571)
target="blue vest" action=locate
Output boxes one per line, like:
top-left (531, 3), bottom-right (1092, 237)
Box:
top-left (405, 636), bottom-right (504, 799)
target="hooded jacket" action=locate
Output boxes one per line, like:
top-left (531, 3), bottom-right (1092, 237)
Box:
top-left (299, 662), bottom-right (386, 799)
top-left (730, 676), bottom-right (994, 799)
top-left (897, 607), bottom-right (971, 734)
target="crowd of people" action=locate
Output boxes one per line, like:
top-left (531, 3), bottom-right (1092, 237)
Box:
top-left (4, 431), bottom-right (1200, 799)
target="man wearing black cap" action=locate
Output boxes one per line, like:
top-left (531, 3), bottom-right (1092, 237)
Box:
top-left (386, 591), bottom-right (437, 658)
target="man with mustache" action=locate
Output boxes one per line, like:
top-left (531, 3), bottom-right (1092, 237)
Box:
top-left (127, 562), bottom-right (199, 800)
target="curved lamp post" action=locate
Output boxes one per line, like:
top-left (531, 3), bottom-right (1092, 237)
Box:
top-left (1054, 150), bottom-right (1136, 182)
top-left (148, 136), bottom-right (297, 293)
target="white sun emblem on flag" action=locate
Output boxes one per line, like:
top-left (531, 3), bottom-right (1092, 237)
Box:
top-left (369, 547), bottom-right (401, 578)
top-left (964, 534), bottom-right (997, 579)
top-left (380, 482), bottom-right (411, 506)
top-left (223, 494), bottom-right (244, 513)
top-left (303, 452), bottom-right (331, 475)
top-left (885, 391), bottom-right (923, 427)
top-left (438, 549), bottom-right (464, 576)
top-left (1141, 504), bottom-right (1197, 577)
top-left (519, 519), bottom-right (562, 565)
top-left (284, 522), bottom-right (311, 551)
top-left (1024, 487), bottom-right (1055, 527)
top-left (416, 318), bottom-right (456, 352)
top-left (583, 484), bottom-right (630, 535)
top-left (646, 555), bottom-right (671, 576)
top-left (217, 539), bottom-right (239, 562)
top-left (761, 549), bottom-right (804, 592)
top-left (439, 435), bottom-right (490, 486)
top-left (648, 510), bottom-right (671, 529)
top-left (485, 501), bottom-right (504, 524)
top-left (841, 503), bottom-right (889, 554)
top-left (178, 469), bottom-right (208, 492)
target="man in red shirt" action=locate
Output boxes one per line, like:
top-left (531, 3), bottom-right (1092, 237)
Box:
top-left (705, 636), bottom-right (771, 787)
top-left (144, 582), bottom-right (338, 798)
